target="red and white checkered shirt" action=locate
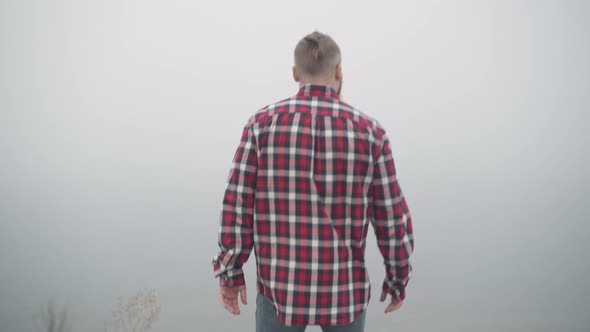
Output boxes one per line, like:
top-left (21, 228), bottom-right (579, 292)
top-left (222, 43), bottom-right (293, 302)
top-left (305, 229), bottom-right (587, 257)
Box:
top-left (213, 84), bottom-right (414, 326)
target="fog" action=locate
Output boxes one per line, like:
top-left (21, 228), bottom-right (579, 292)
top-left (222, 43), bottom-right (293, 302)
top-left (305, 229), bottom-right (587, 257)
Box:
top-left (1, 0), bottom-right (588, 331)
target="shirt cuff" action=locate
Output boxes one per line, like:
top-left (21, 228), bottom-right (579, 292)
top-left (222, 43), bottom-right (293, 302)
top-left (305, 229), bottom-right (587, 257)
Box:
top-left (382, 279), bottom-right (407, 300)
top-left (212, 257), bottom-right (246, 287)
top-left (218, 270), bottom-right (246, 288)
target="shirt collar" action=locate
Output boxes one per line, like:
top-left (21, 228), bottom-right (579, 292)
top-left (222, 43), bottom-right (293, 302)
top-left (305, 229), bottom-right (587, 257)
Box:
top-left (296, 84), bottom-right (339, 100)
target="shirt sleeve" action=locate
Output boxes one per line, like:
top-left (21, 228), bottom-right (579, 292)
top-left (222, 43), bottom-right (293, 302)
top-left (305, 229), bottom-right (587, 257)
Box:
top-left (370, 134), bottom-right (414, 300)
top-left (212, 125), bottom-right (258, 287)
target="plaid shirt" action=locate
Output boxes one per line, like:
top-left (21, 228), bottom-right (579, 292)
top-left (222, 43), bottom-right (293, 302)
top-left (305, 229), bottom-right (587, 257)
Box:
top-left (212, 84), bottom-right (414, 326)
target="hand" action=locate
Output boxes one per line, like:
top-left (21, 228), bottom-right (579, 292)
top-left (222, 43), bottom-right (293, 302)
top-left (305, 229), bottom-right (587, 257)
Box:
top-left (380, 289), bottom-right (403, 313)
top-left (219, 285), bottom-right (247, 315)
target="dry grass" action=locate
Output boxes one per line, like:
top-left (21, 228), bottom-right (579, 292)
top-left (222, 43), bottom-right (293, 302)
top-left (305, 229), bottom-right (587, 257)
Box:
top-left (105, 288), bottom-right (161, 332)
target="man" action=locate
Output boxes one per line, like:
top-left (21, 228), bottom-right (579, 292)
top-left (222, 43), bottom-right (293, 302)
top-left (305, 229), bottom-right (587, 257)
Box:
top-left (212, 31), bottom-right (414, 332)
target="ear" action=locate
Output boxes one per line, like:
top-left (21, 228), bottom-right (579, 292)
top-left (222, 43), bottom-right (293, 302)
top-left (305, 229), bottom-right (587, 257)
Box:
top-left (292, 66), bottom-right (300, 82)
top-left (335, 63), bottom-right (342, 81)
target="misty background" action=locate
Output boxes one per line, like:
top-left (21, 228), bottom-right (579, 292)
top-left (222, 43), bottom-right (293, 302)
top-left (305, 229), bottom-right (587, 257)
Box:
top-left (1, 0), bottom-right (588, 331)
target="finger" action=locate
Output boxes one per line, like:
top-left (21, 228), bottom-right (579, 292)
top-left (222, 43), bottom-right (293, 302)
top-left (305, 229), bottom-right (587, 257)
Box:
top-left (384, 299), bottom-right (403, 313)
top-left (240, 287), bottom-right (248, 305)
top-left (222, 298), bottom-right (233, 314)
top-left (227, 296), bottom-right (239, 315)
top-left (384, 302), bottom-right (401, 313)
top-left (230, 300), bottom-right (240, 315)
top-left (220, 294), bottom-right (237, 315)
top-left (220, 287), bottom-right (241, 315)
top-left (224, 299), bottom-right (238, 315)
top-left (379, 289), bottom-right (387, 302)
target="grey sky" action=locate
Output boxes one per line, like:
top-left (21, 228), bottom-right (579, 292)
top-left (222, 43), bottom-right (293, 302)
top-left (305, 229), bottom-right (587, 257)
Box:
top-left (1, 0), bottom-right (589, 331)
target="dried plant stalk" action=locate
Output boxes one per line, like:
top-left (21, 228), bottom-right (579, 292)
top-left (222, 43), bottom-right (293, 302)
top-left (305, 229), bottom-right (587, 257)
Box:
top-left (108, 289), bottom-right (160, 332)
top-left (41, 301), bottom-right (70, 332)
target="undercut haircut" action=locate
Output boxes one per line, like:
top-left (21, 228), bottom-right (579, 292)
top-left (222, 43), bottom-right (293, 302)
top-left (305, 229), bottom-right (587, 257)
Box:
top-left (294, 31), bottom-right (341, 78)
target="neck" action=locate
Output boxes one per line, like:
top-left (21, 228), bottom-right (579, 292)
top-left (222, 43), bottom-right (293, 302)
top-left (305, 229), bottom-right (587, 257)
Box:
top-left (299, 80), bottom-right (338, 92)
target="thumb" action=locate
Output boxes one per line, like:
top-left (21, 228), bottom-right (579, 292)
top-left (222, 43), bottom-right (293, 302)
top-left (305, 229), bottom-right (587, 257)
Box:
top-left (379, 289), bottom-right (387, 303)
top-left (240, 286), bottom-right (248, 305)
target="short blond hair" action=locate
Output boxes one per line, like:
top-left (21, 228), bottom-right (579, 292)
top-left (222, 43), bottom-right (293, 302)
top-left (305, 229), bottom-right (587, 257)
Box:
top-left (294, 31), bottom-right (341, 78)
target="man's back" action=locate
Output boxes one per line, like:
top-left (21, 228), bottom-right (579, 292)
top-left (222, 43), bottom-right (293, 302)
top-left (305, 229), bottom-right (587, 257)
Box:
top-left (214, 83), bottom-right (413, 326)
top-left (213, 31), bottom-right (414, 331)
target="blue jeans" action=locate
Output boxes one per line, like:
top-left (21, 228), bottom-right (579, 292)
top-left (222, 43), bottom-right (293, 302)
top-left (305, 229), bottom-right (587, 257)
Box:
top-left (255, 292), bottom-right (366, 332)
